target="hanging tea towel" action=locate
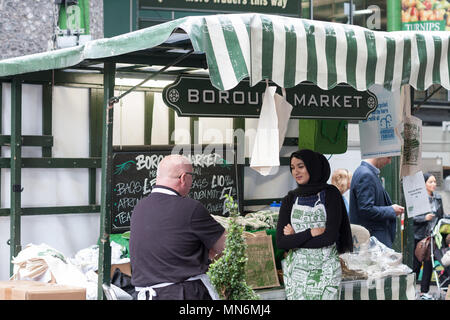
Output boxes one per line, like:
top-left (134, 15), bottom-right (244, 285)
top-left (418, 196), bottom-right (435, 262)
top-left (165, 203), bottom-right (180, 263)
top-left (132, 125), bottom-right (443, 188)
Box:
top-left (274, 87), bottom-right (293, 152)
top-left (250, 83), bottom-right (292, 176)
top-left (400, 85), bottom-right (422, 177)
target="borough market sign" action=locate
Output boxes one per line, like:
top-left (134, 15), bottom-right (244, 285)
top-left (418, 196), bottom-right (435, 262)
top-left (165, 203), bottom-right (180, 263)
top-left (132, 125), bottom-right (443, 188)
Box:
top-left (162, 75), bottom-right (378, 120)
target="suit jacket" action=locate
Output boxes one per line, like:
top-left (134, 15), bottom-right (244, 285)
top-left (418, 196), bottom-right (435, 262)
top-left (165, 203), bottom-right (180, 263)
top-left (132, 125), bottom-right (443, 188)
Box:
top-left (349, 161), bottom-right (397, 248)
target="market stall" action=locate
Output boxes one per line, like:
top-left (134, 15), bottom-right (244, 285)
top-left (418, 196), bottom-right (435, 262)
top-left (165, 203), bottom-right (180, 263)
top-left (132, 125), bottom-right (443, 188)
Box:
top-left (213, 211), bottom-right (417, 300)
top-left (1, 13), bottom-right (450, 299)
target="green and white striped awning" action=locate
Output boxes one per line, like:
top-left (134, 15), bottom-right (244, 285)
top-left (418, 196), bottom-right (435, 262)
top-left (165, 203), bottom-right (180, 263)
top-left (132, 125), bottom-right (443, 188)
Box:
top-left (340, 273), bottom-right (416, 300)
top-left (1, 13), bottom-right (449, 92)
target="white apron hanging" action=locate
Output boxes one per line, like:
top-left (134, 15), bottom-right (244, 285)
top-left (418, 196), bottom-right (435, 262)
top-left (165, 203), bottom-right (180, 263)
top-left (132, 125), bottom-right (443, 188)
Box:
top-left (250, 82), bottom-right (293, 176)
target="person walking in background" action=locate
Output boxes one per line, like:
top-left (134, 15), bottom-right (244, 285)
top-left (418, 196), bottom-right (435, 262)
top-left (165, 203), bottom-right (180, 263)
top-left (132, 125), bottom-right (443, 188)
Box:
top-left (349, 157), bottom-right (404, 248)
top-left (413, 173), bottom-right (444, 300)
top-left (276, 149), bottom-right (353, 300)
top-left (331, 168), bottom-right (352, 214)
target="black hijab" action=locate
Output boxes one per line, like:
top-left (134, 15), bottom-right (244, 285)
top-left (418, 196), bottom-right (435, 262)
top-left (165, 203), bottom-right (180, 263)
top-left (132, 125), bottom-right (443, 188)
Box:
top-left (423, 172), bottom-right (432, 183)
top-left (290, 149), bottom-right (353, 253)
top-left (290, 149), bottom-right (331, 196)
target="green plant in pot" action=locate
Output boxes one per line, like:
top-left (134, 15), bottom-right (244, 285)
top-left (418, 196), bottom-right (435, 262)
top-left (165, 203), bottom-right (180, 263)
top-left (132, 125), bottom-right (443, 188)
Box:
top-left (207, 194), bottom-right (259, 300)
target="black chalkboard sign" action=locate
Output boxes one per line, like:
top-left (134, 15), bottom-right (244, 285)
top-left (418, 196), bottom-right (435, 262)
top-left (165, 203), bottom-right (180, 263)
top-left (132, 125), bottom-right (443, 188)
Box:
top-left (111, 145), bottom-right (241, 233)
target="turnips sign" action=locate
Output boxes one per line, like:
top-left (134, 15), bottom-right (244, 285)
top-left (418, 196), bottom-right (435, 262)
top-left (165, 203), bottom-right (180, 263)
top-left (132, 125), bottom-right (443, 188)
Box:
top-left (162, 75), bottom-right (378, 120)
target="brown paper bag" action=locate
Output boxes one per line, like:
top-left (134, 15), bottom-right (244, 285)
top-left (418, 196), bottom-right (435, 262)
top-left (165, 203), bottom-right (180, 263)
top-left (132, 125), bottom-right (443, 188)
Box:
top-left (244, 234), bottom-right (280, 290)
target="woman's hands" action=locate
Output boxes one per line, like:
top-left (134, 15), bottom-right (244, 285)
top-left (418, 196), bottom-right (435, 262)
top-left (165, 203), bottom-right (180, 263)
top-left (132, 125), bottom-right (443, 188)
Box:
top-left (283, 224), bottom-right (325, 237)
top-left (310, 227), bottom-right (325, 237)
top-left (283, 224), bottom-right (295, 235)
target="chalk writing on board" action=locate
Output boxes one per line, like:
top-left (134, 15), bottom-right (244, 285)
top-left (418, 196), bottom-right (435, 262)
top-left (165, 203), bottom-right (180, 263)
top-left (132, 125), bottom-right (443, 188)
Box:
top-left (114, 160), bottom-right (136, 175)
top-left (111, 148), bottom-right (240, 233)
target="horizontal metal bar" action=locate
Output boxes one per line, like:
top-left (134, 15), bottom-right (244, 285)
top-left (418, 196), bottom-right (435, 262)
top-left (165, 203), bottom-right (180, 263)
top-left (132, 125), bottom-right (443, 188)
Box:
top-left (99, 54), bottom-right (207, 69)
top-left (244, 157), bottom-right (290, 166)
top-left (243, 198), bottom-right (283, 206)
top-left (0, 157), bottom-right (101, 168)
top-left (283, 137), bottom-right (298, 146)
top-left (0, 205), bottom-right (100, 216)
top-left (0, 135), bottom-right (53, 147)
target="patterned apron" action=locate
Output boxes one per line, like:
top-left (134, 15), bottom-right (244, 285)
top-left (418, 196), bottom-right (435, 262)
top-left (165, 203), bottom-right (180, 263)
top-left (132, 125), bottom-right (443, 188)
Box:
top-left (281, 191), bottom-right (341, 300)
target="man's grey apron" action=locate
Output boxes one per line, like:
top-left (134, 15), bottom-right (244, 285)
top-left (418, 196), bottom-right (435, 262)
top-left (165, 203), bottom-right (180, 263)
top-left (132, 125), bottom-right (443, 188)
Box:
top-left (135, 187), bottom-right (220, 300)
top-left (281, 191), bottom-right (341, 300)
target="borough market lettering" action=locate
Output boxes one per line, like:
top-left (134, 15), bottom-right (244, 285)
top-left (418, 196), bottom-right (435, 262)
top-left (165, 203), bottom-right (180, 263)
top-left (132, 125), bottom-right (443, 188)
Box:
top-left (163, 75), bottom-right (378, 120)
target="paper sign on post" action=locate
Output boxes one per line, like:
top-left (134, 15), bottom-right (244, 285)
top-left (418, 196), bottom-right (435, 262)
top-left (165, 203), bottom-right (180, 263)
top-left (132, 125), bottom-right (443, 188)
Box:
top-left (359, 85), bottom-right (402, 159)
top-left (402, 171), bottom-right (431, 218)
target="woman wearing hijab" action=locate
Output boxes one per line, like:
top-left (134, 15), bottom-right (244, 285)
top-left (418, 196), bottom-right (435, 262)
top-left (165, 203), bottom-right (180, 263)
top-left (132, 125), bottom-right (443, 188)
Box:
top-left (276, 149), bottom-right (353, 300)
top-left (412, 172), bottom-right (444, 300)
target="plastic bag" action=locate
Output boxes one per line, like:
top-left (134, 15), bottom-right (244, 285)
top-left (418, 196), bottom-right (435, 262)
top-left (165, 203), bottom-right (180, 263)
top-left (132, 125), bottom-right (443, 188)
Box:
top-left (11, 243), bottom-right (66, 283)
top-left (340, 237), bottom-right (412, 282)
top-left (11, 243), bottom-right (98, 300)
top-left (111, 268), bottom-right (135, 297)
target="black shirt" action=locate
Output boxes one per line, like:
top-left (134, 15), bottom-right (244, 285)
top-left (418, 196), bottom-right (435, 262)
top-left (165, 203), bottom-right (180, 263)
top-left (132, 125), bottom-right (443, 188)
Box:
top-left (276, 185), bottom-right (353, 254)
top-left (130, 186), bottom-right (225, 287)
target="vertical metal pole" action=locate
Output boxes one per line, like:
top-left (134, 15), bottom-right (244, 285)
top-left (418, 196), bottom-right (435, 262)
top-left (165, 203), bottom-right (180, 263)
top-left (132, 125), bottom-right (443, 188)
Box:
top-left (233, 118), bottom-right (245, 214)
top-left (0, 83), bottom-right (2, 218)
top-left (132, 0), bottom-right (138, 31)
top-left (190, 117), bottom-right (198, 145)
top-left (309, 0), bottom-right (313, 19)
top-left (403, 89), bottom-right (415, 268)
top-left (380, 158), bottom-right (403, 253)
top-left (387, 0), bottom-right (402, 32)
top-left (348, 0), bottom-right (354, 25)
top-left (386, 0), bottom-right (412, 267)
top-left (97, 62), bottom-right (116, 299)
top-left (89, 88), bottom-right (103, 205)
top-left (129, 0), bottom-right (133, 32)
top-left (169, 109), bottom-right (175, 145)
top-left (10, 78), bottom-right (22, 275)
top-left (42, 82), bottom-right (53, 158)
top-left (144, 92), bottom-right (154, 145)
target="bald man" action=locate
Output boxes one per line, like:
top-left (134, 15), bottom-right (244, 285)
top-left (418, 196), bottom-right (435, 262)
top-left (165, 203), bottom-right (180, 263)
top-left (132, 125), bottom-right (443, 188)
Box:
top-left (130, 154), bottom-right (226, 300)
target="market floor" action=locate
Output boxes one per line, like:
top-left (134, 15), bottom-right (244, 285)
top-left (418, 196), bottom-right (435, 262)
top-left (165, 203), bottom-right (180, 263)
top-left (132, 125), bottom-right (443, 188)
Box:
top-left (415, 283), bottom-right (446, 300)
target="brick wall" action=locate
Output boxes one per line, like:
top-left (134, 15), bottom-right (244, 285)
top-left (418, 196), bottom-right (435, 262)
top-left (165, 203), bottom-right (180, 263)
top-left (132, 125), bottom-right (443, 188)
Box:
top-left (0, 0), bottom-right (103, 60)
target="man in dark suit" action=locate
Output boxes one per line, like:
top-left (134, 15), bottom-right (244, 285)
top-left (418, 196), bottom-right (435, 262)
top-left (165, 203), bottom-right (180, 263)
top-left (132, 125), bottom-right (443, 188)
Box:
top-left (349, 157), bottom-right (404, 248)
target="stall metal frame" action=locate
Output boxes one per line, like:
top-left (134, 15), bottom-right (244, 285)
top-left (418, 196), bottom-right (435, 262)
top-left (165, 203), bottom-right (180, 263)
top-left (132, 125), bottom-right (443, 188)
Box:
top-left (0, 13), bottom-right (449, 299)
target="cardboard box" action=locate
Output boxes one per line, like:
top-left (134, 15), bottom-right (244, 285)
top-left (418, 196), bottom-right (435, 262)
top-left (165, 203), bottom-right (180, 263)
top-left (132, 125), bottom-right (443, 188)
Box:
top-left (0, 280), bottom-right (86, 300)
top-left (0, 280), bottom-right (46, 300)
